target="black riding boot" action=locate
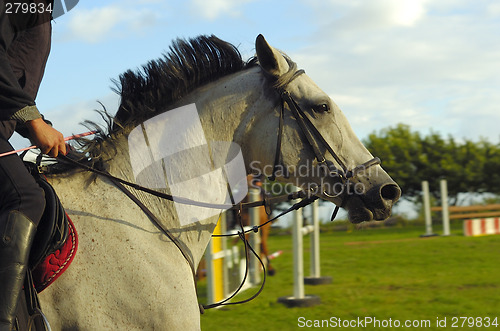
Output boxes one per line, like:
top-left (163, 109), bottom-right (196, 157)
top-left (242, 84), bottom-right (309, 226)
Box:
top-left (0, 211), bottom-right (37, 331)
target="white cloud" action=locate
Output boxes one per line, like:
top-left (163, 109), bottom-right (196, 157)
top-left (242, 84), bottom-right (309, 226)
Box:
top-left (487, 3), bottom-right (500, 17)
top-left (311, 0), bottom-right (428, 30)
top-left (390, 0), bottom-right (428, 26)
top-left (65, 5), bottom-right (159, 43)
top-left (190, 0), bottom-right (256, 20)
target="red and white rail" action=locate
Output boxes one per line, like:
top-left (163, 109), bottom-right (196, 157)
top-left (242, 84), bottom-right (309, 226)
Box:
top-left (463, 217), bottom-right (500, 237)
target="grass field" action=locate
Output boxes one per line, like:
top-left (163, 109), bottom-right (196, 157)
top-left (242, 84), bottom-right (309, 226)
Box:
top-left (198, 222), bottom-right (500, 330)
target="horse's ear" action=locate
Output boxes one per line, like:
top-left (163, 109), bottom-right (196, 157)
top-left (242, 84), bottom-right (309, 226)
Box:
top-left (256, 34), bottom-right (288, 77)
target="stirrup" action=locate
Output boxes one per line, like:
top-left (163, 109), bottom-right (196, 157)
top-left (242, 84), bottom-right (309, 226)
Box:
top-left (27, 308), bottom-right (51, 331)
top-left (22, 270), bottom-right (52, 331)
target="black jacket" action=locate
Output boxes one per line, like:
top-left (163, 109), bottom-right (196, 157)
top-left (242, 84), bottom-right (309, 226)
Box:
top-left (0, 0), bottom-right (53, 123)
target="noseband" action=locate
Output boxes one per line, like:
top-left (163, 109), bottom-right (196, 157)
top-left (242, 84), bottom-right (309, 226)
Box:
top-left (269, 68), bottom-right (381, 219)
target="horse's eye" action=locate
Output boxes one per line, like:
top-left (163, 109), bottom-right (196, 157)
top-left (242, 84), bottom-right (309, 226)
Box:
top-left (313, 104), bottom-right (329, 113)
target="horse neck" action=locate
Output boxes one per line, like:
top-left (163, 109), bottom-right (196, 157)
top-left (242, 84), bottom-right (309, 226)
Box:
top-left (91, 68), bottom-right (272, 266)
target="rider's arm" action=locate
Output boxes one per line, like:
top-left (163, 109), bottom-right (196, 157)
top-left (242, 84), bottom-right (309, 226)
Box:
top-left (0, 13), bottom-right (66, 157)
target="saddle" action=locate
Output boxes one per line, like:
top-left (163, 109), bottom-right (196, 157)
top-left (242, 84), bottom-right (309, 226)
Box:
top-left (14, 162), bottom-right (78, 331)
top-left (25, 161), bottom-right (70, 271)
top-left (22, 161), bottom-right (78, 292)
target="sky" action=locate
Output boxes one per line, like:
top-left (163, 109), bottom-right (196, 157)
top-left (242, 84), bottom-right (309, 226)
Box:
top-left (10, 0), bottom-right (499, 150)
top-left (9, 0), bottom-right (500, 219)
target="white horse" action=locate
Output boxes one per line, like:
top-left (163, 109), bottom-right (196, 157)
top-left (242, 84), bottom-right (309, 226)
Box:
top-left (38, 34), bottom-right (400, 330)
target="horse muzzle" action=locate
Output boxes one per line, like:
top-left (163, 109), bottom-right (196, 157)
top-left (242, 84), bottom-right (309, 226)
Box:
top-left (343, 181), bottom-right (401, 223)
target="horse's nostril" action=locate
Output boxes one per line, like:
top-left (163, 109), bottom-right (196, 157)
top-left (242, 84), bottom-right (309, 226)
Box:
top-left (380, 184), bottom-right (401, 203)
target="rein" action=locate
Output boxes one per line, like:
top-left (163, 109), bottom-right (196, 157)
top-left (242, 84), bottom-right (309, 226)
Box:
top-left (58, 154), bottom-right (312, 211)
top-left (58, 154), bottom-right (317, 312)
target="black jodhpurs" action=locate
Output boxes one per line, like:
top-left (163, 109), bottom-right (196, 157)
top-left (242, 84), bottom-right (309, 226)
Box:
top-left (0, 120), bottom-right (45, 224)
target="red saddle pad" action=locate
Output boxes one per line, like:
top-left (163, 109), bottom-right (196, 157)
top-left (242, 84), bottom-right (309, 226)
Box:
top-left (32, 213), bottom-right (78, 293)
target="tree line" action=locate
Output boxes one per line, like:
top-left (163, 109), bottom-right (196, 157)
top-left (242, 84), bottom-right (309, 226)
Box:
top-left (363, 124), bottom-right (500, 205)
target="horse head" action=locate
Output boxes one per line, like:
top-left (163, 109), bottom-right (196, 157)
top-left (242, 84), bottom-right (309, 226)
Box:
top-left (248, 35), bottom-right (401, 223)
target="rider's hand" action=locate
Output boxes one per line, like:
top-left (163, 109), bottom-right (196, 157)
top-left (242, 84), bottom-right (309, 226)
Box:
top-left (25, 118), bottom-right (67, 157)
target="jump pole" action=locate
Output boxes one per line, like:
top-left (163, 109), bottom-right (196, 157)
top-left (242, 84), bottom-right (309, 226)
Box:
top-left (248, 187), bottom-right (261, 285)
top-left (304, 199), bottom-right (332, 285)
top-left (421, 180), bottom-right (437, 237)
top-left (440, 179), bottom-right (451, 236)
top-left (278, 189), bottom-right (320, 307)
top-left (206, 214), bottom-right (226, 304)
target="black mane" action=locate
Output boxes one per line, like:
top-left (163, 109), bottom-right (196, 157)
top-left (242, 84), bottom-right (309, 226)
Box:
top-left (112, 35), bottom-right (257, 131)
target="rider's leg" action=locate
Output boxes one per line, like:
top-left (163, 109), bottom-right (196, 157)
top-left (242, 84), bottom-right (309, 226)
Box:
top-left (0, 121), bottom-right (45, 330)
top-left (0, 9), bottom-right (51, 330)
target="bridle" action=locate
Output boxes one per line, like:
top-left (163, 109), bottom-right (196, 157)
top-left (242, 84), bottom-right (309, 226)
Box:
top-left (56, 65), bottom-right (381, 311)
top-left (268, 68), bottom-right (381, 220)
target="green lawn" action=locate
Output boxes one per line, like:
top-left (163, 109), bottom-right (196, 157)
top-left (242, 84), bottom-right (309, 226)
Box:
top-left (198, 222), bottom-right (500, 330)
